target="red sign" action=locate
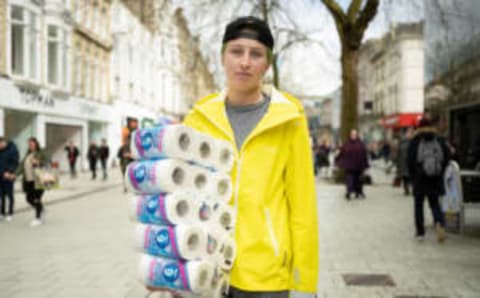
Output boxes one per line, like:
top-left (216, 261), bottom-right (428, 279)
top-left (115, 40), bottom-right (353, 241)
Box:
top-left (381, 113), bottom-right (423, 128)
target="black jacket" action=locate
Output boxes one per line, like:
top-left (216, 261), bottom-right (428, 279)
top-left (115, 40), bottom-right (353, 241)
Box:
top-left (0, 141), bottom-right (19, 178)
top-left (87, 145), bottom-right (99, 162)
top-left (407, 127), bottom-right (450, 196)
top-left (99, 145), bottom-right (109, 160)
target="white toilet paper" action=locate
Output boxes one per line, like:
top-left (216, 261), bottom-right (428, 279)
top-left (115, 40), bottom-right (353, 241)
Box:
top-left (135, 223), bottom-right (206, 260)
top-left (189, 165), bottom-right (211, 193)
top-left (212, 139), bottom-right (235, 173)
top-left (212, 203), bottom-right (236, 231)
top-left (129, 192), bottom-right (196, 225)
top-left (211, 271), bottom-right (229, 298)
top-left (218, 234), bottom-right (236, 272)
top-left (201, 227), bottom-right (223, 264)
top-left (138, 254), bottom-right (213, 293)
top-left (125, 159), bottom-right (192, 194)
top-left (131, 125), bottom-right (195, 160)
top-left (196, 200), bottom-right (215, 224)
top-left (192, 133), bottom-right (216, 169)
top-left (206, 172), bottom-right (232, 203)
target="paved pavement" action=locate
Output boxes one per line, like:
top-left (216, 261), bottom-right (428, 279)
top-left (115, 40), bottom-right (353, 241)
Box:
top-left (1, 165), bottom-right (479, 298)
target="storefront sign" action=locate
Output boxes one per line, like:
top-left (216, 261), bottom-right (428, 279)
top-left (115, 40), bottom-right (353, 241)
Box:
top-left (19, 86), bottom-right (55, 107)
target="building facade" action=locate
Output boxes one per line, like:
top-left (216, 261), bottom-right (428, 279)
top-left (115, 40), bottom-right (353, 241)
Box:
top-left (358, 22), bottom-right (424, 142)
top-left (0, 0), bottom-right (215, 173)
top-left (424, 0), bottom-right (480, 168)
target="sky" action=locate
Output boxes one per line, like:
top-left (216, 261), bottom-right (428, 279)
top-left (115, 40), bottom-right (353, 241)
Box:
top-left (176, 0), bottom-right (424, 97)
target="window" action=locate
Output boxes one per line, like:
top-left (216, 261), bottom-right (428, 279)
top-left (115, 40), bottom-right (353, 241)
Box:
top-left (10, 5), bottom-right (39, 80)
top-left (47, 25), bottom-right (69, 89)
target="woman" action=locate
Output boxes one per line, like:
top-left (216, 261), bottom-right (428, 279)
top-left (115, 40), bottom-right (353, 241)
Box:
top-left (336, 129), bottom-right (369, 199)
top-left (182, 16), bottom-right (318, 298)
top-left (16, 137), bottom-right (48, 227)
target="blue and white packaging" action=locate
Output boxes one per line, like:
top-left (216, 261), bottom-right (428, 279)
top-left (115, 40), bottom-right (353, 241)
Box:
top-left (138, 254), bottom-right (213, 293)
top-left (126, 159), bottom-right (191, 194)
top-left (135, 223), bottom-right (206, 260)
top-left (131, 125), bottom-right (195, 161)
top-left (129, 193), bottom-right (196, 225)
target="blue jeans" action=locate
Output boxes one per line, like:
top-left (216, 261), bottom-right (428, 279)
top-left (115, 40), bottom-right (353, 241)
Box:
top-left (0, 179), bottom-right (14, 215)
top-left (414, 193), bottom-right (445, 236)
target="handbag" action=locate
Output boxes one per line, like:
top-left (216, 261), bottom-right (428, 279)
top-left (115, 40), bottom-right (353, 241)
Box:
top-left (34, 166), bottom-right (60, 190)
top-left (393, 176), bottom-right (401, 187)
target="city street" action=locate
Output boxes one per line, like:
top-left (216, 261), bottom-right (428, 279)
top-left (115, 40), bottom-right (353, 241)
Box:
top-left (1, 167), bottom-right (480, 298)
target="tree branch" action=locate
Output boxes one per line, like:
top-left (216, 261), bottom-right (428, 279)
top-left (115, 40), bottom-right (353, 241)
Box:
top-left (321, 0), bottom-right (347, 25)
top-left (347, 0), bottom-right (363, 24)
top-left (355, 0), bottom-right (379, 32)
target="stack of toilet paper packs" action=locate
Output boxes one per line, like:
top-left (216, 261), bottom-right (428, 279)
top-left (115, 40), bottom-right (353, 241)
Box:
top-left (126, 123), bottom-right (236, 298)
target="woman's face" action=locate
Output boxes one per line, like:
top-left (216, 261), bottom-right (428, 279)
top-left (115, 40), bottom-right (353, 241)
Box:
top-left (222, 38), bottom-right (270, 92)
top-left (28, 140), bottom-right (36, 151)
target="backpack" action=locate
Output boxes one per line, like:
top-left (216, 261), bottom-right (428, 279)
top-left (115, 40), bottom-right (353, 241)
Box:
top-left (417, 136), bottom-right (444, 177)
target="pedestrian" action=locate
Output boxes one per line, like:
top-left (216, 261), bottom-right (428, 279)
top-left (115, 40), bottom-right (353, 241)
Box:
top-left (407, 117), bottom-right (450, 242)
top-left (178, 16), bottom-right (318, 298)
top-left (64, 141), bottom-right (79, 178)
top-left (117, 138), bottom-right (134, 193)
top-left (16, 137), bottom-right (48, 227)
top-left (336, 129), bottom-right (369, 199)
top-left (316, 137), bottom-right (332, 178)
top-left (99, 138), bottom-right (110, 180)
top-left (381, 140), bottom-right (391, 165)
top-left (0, 137), bottom-right (19, 222)
top-left (87, 141), bottom-right (99, 180)
top-left (396, 129), bottom-right (413, 196)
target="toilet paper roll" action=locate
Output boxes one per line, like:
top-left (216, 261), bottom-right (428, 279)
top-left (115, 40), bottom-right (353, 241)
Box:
top-left (218, 234), bottom-right (236, 272)
top-left (138, 254), bottom-right (213, 293)
top-left (131, 125), bottom-right (195, 160)
top-left (192, 133), bottom-right (215, 169)
top-left (212, 203), bottom-right (236, 231)
top-left (126, 159), bottom-right (192, 194)
top-left (129, 192), bottom-right (196, 225)
top-left (196, 200), bottom-right (215, 224)
top-left (135, 223), bottom-right (206, 260)
top-left (189, 166), bottom-right (211, 193)
top-left (212, 139), bottom-right (235, 173)
top-left (203, 228), bottom-right (222, 263)
top-left (211, 272), bottom-right (229, 298)
top-left (206, 172), bottom-right (232, 203)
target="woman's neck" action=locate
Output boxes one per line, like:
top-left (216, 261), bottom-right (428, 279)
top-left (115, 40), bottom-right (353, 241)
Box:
top-left (227, 86), bottom-right (263, 106)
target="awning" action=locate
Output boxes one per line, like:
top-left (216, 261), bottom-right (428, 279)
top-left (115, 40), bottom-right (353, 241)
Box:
top-left (380, 113), bottom-right (423, 129)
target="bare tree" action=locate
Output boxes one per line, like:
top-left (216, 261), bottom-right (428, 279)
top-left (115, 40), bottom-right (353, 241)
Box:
top-left (179, 0), bottom-right (329, 89)
top-left (320, 0), bottom-right (379, 143)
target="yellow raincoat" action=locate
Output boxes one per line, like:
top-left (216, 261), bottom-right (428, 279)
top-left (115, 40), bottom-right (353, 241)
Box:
top-left (183, 85), bottom-right (318, 293)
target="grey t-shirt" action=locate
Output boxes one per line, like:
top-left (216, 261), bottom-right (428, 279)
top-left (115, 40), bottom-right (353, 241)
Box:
top-left (226, 94), bottom-right (271, 150)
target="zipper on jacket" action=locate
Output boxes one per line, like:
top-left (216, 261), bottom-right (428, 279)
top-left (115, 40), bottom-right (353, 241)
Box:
top-left (233, 156), bottom-right (242, 216)
top-left (264, 208), bottom-right (279, 256)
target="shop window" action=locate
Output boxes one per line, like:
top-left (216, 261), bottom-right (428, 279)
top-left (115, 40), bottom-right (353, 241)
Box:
top-left (10, 5), bottom-right (39, 80)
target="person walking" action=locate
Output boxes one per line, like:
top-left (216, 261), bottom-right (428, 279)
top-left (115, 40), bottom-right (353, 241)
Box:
top-left (407, 117), bottom-right (450, 242)
top-left (87, 141), bottom-right (99, 180)
top-left (99, 138), bottom-right (109, 180)
top-left (336, 129), bottom-right (369, 199)
top-left (396, 129), bottom-right (413, 195)
top-left (316, 137), bottom-right (332, 178)
top-left (117, 138), bottom-right (134, 193)
top-left (178, 16), bottom-right (318, 298)
top-left (64, 141), bottom-right (79, 178)
top-left (16, 137), bottom-right (48, 227)
top-left (0, 137), bottom-right (19, 222)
